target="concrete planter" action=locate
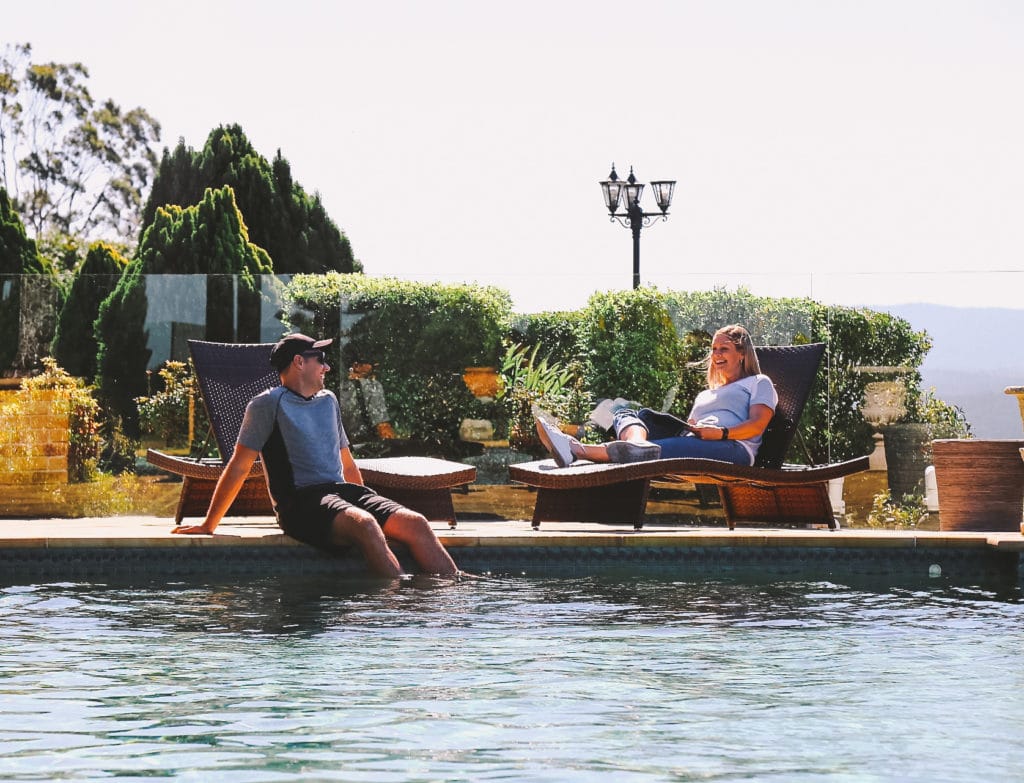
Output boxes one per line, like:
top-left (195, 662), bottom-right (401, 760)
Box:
top-left (882, 423), bottom-right (932, 501)
top-left (932, 439), bottom-right (1024, 532)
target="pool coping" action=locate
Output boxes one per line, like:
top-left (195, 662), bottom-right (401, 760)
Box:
top-left (1, 515), bottom-right (1022, 550)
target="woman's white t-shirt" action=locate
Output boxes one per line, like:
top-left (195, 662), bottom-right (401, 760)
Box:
top-left (689, 374), bottom-right (778, 464)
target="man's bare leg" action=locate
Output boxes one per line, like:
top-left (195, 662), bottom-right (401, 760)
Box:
top-left (330, 508), bottom-right (405, 578)
top-left (382, 509), bottom-right (459, 576)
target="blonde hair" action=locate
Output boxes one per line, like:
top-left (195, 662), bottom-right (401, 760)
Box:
top-left (705, 324), bottom-right (761, 388)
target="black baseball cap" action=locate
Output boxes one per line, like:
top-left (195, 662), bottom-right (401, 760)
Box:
top-left (269, 333), bottom-right (333, 370)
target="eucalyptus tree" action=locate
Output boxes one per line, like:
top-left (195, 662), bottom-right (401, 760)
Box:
top-left (0, 43), bottom-right (161, 258)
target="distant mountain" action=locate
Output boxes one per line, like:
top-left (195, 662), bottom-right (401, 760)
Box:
top-left (866, 303), bottom-right (1024, 438)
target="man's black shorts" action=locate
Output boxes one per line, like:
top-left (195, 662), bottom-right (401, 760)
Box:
top-left (276, 482), bottom-right (406, 550)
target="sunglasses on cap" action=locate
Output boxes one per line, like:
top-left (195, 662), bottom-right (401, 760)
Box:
top-left (300, 350), bottom-right (327, 364)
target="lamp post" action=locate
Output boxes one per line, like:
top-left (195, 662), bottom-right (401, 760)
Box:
top-left (599, 164), bottom-right (676, 289)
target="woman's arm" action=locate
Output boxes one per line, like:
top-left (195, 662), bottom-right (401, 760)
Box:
top-left (690, 403), bottom-right (774, 441)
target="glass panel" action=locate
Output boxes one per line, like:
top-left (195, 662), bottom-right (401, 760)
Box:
top-left (0, 270), bottom-right (1018, 521)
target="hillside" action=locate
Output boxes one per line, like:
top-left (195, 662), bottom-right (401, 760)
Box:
top-left (871, 303), bottom-right (1024, 438)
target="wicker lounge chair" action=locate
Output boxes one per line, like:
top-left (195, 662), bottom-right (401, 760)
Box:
top-left (508, 343), bottom-right (869, 530)
top-left (146, 340), bottom-right (475, 527)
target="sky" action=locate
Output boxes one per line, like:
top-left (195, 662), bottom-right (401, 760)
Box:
top-left (5, 0), bottom-right (1024, 314)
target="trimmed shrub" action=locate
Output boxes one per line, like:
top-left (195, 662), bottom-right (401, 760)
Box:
top-left (579, 288), bottom-right (687, 414)
top-left (508, 310), bottom-right (587, 367)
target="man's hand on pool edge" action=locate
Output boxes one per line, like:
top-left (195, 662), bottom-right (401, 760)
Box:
top-left (172, 524), bottom-right (215, 535)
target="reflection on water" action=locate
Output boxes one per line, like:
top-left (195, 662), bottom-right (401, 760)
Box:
top-left (1, 575), bottom-right (1022, 782)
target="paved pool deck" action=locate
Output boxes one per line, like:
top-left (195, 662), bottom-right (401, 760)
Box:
top-left (2, 515), bottom-right (1022, 586)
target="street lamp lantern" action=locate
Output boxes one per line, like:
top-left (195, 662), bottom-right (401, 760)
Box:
top-left (600, 165), bottom-right (623, 214)
top-left (650, 180), bottom-right (676, 214)
top-left (622, 166), bottom-right (644, 209)
top-left (599, 163), bottom-right (675, 289)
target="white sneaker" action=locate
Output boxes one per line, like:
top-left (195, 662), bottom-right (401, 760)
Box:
top-left (536, 417), bottom-right (575, 467)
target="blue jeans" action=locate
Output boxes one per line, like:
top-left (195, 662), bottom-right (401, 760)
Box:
top-left (611, 408), bottom-right (751, 465)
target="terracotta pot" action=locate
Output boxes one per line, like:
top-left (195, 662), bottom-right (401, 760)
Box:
top-left (933, 439), bottom-right (1024, 532)
top-left (463, 366), bottom-right (499, 399)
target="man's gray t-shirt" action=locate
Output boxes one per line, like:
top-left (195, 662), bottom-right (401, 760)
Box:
top-left (237, 386), bottom-right (351, 504)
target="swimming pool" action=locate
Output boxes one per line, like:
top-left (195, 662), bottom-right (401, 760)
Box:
top-left (2, 574), bottom-right (1022, 781)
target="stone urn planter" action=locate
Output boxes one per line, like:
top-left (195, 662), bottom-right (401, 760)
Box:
top-left (932, 439), bottom-right (1024, 532)
top-left (856, 366), bottom-right (912, 471)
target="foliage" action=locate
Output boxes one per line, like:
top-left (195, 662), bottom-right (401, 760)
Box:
top-left (96, 413), bottom-right (139, 475)
top-left (141, 124), bottom-right (356, 274)
top-left (135, 361), bottom-right (195, 448)
top-left (580, 288), bottom-right (686, 415)
top-left (51, 242), bottom-right (129, 381)
top-left (507, 310), bottom-right (586, 367)
top-left (663, 287), bottom-right (815, 347)
top-left (497, 343), bottom-right (585, 452)
top-left (0, 187), bottom-right (47, 274)
top-left (808, 304), bottom-right (932, 462)
top-left (21, 357), bottom-right (102, 482)
top-left (381, 371), bottom-right (481, 457)
top-left (0, 186), bottom-right (49, 369)
top-left (49, 473), bottom-right (145, 517)
top-left (0, 43), bottom-right (161, 247)
top-left (865, 490), bottom-right (929, 529)
top-left (96, 186), bottom-right (272, 435)
top-left (913, 389), bottom-right (972, 439)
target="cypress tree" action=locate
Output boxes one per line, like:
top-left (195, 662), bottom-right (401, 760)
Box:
top-left (0, 188), bottom-right (47, 371)
top-left (96, 186), bottom-right (272, 434)
top-left (52, 242), bottom-right (130, 381)
top-left (142, 125), bottom-right (357, 274)
top-left (0, 188), bottom-right (46, 275)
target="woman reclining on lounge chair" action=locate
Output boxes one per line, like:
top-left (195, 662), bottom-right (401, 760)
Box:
top-left (537, 324), bottom-right (778, 467)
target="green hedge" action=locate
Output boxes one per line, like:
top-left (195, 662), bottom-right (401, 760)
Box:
top-left (580, 289), bottom-right (688, 415)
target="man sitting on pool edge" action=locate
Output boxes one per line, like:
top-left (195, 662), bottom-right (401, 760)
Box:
top-left (172, 333), bottom-right (464, 579)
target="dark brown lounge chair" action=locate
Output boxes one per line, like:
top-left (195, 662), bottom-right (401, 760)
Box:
top-left (146, 340), bottom-right (475, 527)
top-left (508, 343), bottom-right (869, 530)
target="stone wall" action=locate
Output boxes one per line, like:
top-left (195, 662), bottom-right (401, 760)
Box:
top-left (0, 389), bottom-right (69, 485)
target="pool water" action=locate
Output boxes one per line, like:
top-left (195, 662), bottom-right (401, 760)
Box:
top-left (1, 574), bottom-right (1022, 782)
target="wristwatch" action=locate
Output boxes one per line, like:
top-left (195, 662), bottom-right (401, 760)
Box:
top-left (721, 427), bottom-right (729, 440)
